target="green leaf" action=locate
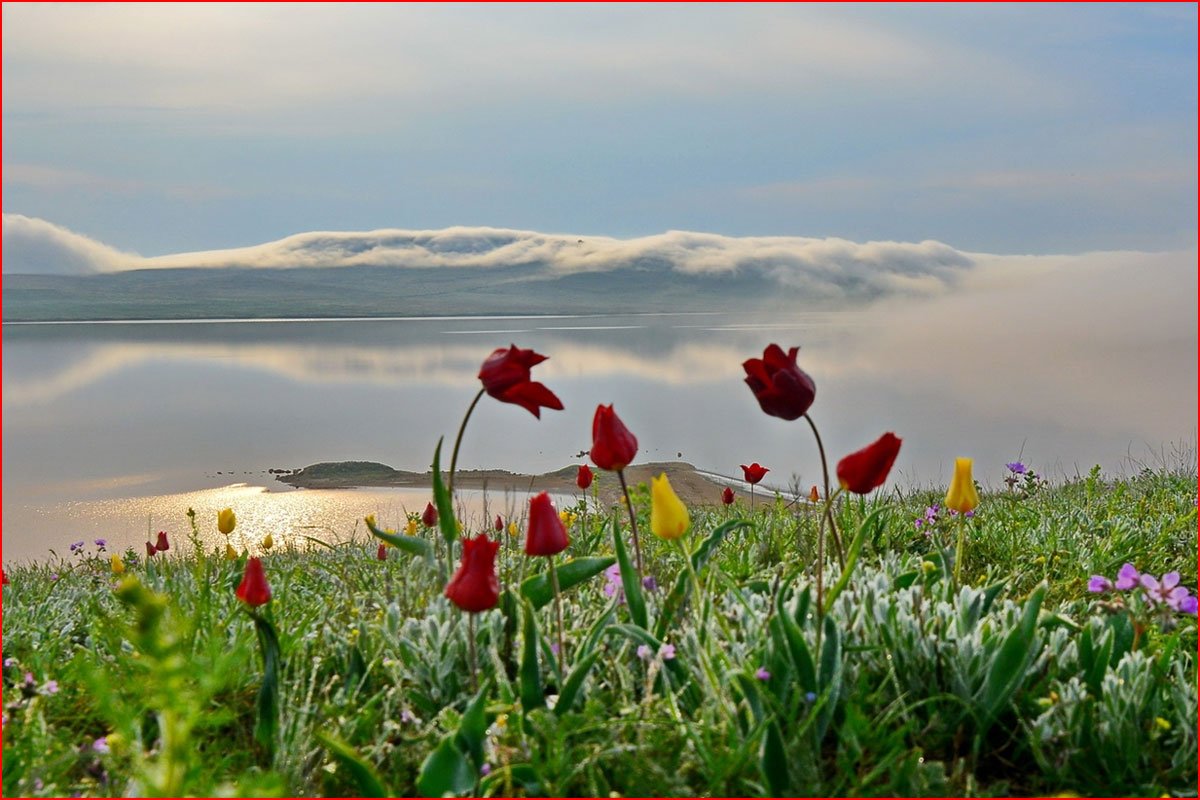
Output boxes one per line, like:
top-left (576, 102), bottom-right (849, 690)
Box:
top-left (480, 764), bottom-right (543, 796)
top-left (612, 516), bottom-right (647, 629)
top-left (776, 593), bottom-right (816, 693)
top-left (417, 735), bottom-right (476, 798)
top-left (520, 598), bottom-right (544, 712)
top-left (554, 649), bottom-right (601, 717)
top-left (366, 518), bottom-right (433, 560)
top-left (731, 672), bottom-right (765, 726)
top-left (655, 519), bottom-right (750, 638)
top-left (455, 681), bottom-right (491, 768)
top-left (823, 508), bottom-right (881, 613)
top-left (431, 438), bottom-right (459, 545)
top-left (250, 613), bottom-right (281, 754)
top-left (816, 615), bottom-right (842, 740)
top-left (315, 732), bottom-right (389, 798)
top-left (760, 719), bottom-right (789, 797)
top-left (979, 583), bottom-right (1045, 727)
top-left (520, 557), bottom-right (615, 610)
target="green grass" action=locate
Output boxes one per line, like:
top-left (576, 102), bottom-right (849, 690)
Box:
top-left (3, 465), bottom-right (1196, 797)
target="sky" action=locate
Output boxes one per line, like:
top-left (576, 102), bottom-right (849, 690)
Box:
top-left (2, 3), bottom-right (1196, 260)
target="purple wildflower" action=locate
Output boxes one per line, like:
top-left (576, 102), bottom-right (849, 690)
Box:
top-left (925, 505), bottom-right (939, 521)
top-left (49, 573), bottom-right (59, 581)
top-left (804, 691), bottom-right (817, 703)
top-left (642, 575), bottom-right (658, 592)
top-left (659, 643), bottom-right (676, 661)
top-left (636, 644), bottom-right (652, 660)
top-left (1178, 595), bottom-right (1198, 615)
top-left (4, 657), bottom-right (16, 668)
top-left (550, 642), bottom-right (560, 656)
top-left (92, 737), bottom-right (109, 754)
top-left (43, 680), bottom-right (58, 695)
top-left (70, 541), bottom-right (85, 553)
top-left (1140, 571), bottom-right (1181, 606)
top-left (1114, 563), bottom-right (1140, 590)
top-left (94, 539), bottom-right (107, 548)
top-left (1006, 462), bottom-right (1027, 475)
top-left (480, 763), bottom-right (492, 777)
top-left (400, 709), bottom-right (417, 724)
top-left (913, 518), bottom-right (923, 530)
top-left (755, 667), bottom-right (771, 681)
top-left (1088, 575), bottom-right (1113, 593)
top-left (603, 564), bottom-right (623, 601)
top-left (23, 672), bottom-right (34, 688)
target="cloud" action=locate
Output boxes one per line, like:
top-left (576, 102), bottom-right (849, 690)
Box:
top-left (2, 213), bottom-right (975, 300)
top-left (1, 214), bottom-right (139, 274)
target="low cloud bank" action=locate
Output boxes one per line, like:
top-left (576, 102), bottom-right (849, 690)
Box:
top-left (2, 214), bottom-right (971, 300)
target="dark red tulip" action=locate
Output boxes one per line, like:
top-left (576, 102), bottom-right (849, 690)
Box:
top-left (145, 541), bottom-right (157, 558)
top-left (155, 531), bottom-right (170, 552)
top-left (236, 557), bottom-right (272, 607)
top-left (590, 405), bottom-right (638, 472)
top-left (743, 344), bottom-right (816, 421)
top-left (377, 543), bottom-right (388, 561)
top-left (836, 432), bottom-right (902, 495)
top-left (422, 502), bottom-right (438, 528)
top-left (524, 492), bottom-right (569, 557)
top-left (576, 464), bottom-right (593, 490)
top-left (444, 535), bottom-right (500, 613)
top-left (478, 344), bottom-right (564, 418)
top-left (740, 463), bottom-right (769, 485)
top-left (494, 515), bottom-right (504, 532)
top-left (2, 568), bottom-right (9, 585)
top-left (722, 487), bottom-right (735, 505)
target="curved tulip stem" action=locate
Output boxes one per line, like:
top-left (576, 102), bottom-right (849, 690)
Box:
top-left (617, 469), bottom-right (644, 577)
top-left (803, 413), bottom-right (846, 568)
top-left (549, 555), bottom-right (565, 674)
top-left (448, 388), bottom-right (487, 500)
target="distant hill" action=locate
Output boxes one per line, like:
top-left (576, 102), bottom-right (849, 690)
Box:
top-left (2, 262), bottom-right (837, 321)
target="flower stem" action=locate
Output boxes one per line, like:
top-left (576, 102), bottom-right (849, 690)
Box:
top-left (448, 388), bottom-right (487, 499)
top-left (549, 555), bottom-right (566, 674)
top-left (803, 413), bottom-right (846, 568)
top-left (953, 512), bottom-right (967, 589)
top-left (617, 469), bottom-right (644, 578)
top-left (468, 612), bottom-right (478, 693)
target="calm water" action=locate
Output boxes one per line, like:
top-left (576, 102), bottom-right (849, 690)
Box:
top-left (3, 307), bottom-right (1195, 562)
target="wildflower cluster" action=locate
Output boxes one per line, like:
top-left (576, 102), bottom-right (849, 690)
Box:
top-left (1089, 562), bottom-right (1197, 614)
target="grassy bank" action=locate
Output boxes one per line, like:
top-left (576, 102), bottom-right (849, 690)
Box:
top-left (3, 465), bottom-right (1196, 797)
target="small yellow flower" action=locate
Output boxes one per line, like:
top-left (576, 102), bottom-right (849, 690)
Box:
top-left (110, 554), bottom-right (125, 574)
top-left (405, 519), bottom-right (419, 536)
top-left (944, 457), bottom-right (980, 514)
top-left (262, 533), bottom-right (274, 550)
top-left (217, 508), bottom-right (237, 535)
top-left (650, 473), bottom-right (690, 540)
top-left (456, 520), bottom-right (463, 533)
top-left (559, 510), bottom-right (577, 528)
top-left (225, 543), bottom-right (238, 560)
top-left (1155, 717), bottom-right (1172, 731)
top-left (921, 560), bottom-right (937, 574)
top-left (507, 522), bottom-right (519, 537)
top-left (365, 514), bottom-right (377, 530)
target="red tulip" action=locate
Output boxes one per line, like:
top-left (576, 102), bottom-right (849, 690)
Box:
top-left (722, 486), bottom-right (735, 505)
top-left (743, 344), bottom-right (816, 421)
top-left (478, 344), bottom-right (565, 418)
top-left (155, 531), bottom-right (170, 552)
top-left (494, 514), bottom-right (504, 532)
top-left (145, 541), bottom-right (157, 558)
top-left (576, 464), bottom-right (593, 490)
top-left (236, 556), bottom-right (272, 607)
top-left (525, 492), bottom-right (569, 556)
top-left (377, 543), bottom-right (388, 561)
top-left (422, 502), bottom-right (438, 528)
top-left (740, 463), bottom-right (769, 485)
top-left (836, 432), bottom-right (903, 495)
top-left (2, 568), bottom-right (9, 586)
top-left (444, 535), bottom-right (500, 613)
top-left (590, 404), bottom-right (638, 472)
top-left (809, 485), bottom-right (820, 503)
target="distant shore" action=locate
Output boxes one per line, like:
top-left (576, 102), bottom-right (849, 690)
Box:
top-left (277, 460), bottom-right (769, 507)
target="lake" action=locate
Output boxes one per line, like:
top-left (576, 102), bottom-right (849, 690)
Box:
top-left (3, 305), bottom-right (1195, 562)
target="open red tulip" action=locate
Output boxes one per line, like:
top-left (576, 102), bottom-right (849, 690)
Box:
top-left (743, 344), bottom-right (816, 421)
top-left (444, 535), bottom-right (501, 613)
top-left (836, 432), bottom-right (902, 495)
top-left (478, 344), bottom-right (564, 418)
top-left (740, 463), bottom-right (769, 485)
top-left (155, 531), bottom-right (170, 552)
top-left (590, 404), bottom-right (638, 471)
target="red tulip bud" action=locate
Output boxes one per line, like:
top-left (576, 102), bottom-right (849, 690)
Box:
top-left (576, 464), bottom-right (593, 490)
top-left (524, 492), bottom-right (569, 556)
top-left (590, 404), bottom-right (638, 472)
top-left (235, 557), bottom-right (272, 607)
top-left (155, 531), bottom-right (170, 552)
top-left (445, 535), bottom-right (500, 613)
top-left (722, 486), bottom-right (735, 505)
top-left (422, 502), bottom-right (438, 528)
top-left (809, 485), bottom-right (820, 503)
top-left (145, 541), bottom-right (157, 558)
top-left (495, 515), bottom-right (504, 531)
top-left (836, 433), bottom-right (902, 495)
top-left (743, 344), bottom-right (816, 421)
top-left (377, 543), bottom-right (388, 561)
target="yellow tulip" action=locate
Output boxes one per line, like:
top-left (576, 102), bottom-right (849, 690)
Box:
top-left (944, 457), bottom-right (980, 514)
top-left (650, 473), bottom-right (690, 540)
top-left (405, 518), bottom-right (419, 536)
top-left (225, 543), bottom-right (238, 560)
top-left (110, 554), bottom-right (125, 574)
top-left (217, 508), bottom-right (237, 535)
top-left (364, 514), bottom-right (377, 530)
top-left (262, 533), bottom-right (274, 550)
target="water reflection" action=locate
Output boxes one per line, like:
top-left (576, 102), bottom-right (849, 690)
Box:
top-left (4, 297), bottom-right (1194, 561)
